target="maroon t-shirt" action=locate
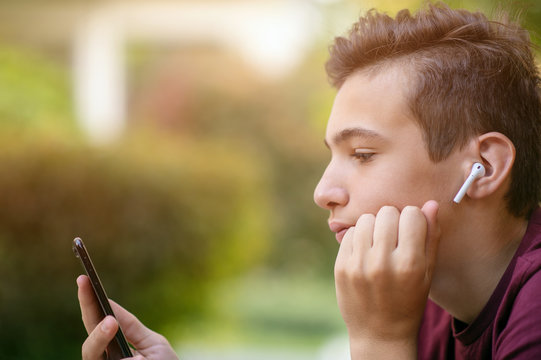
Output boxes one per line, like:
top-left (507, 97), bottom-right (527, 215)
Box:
top-left (418, 208), bottom-right (541, 359)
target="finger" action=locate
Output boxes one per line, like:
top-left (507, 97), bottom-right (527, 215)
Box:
top-left (372, 206), bottom-right (400, 253)
top-left (81, 316), bottom-right (118, 360)
top-left (396, 206), bottom-right (427, 259)
top-left (352, 213), bottom-right (375, 263)
top-left (337, 225), bottom-right (355, 258)
top-left (335, 226), bottom-right (355, 284)
top-left (77, 275), bottom-right (105, 335)
top-left (421, 200), bottom-right (441, 273)
top-left (110, 300), bottom-right (168, 350)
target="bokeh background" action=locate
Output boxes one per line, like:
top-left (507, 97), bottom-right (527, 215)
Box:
top-left (0, 0), bottom-right (539, 359)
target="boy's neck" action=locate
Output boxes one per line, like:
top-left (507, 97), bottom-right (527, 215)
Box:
top-left (428, 202), bottom-right (529, 324)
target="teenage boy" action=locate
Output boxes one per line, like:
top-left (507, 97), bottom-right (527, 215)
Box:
top-left (77, 2), bottom-right (541, 359)
top-left (314, 2), bottom-right (541, 359)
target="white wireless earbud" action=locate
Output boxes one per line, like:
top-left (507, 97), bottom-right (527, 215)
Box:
top-left (453, 162), bottom-right (486, 203)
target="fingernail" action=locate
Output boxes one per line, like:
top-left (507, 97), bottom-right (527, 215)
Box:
top-left (101, 316), bottom-right (115, 333)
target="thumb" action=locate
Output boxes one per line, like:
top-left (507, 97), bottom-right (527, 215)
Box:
top-left (421, 200), bottom-right (441, 273)
top-left (109, 300), bottom-right (167, 350)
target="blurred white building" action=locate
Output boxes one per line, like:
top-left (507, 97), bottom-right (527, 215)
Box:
top-left (72, 1), bottom-right (321, 143)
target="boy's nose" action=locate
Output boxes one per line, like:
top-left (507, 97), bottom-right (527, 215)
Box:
top-left (314, 178), bottom-right (349, 210)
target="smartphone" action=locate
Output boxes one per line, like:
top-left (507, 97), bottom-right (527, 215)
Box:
top-left (73, 237), bottom-right (132, 359)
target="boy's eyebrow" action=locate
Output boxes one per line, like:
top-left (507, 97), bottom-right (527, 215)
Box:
top-left (324, 127), bottom-right (385, 148)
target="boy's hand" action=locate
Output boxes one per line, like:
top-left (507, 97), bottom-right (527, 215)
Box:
top-left (77, 275), bottom-right (179, 360)
top-left (334, 201), bottom-right (440, 359)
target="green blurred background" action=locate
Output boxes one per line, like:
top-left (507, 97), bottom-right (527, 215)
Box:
top-left (0, 0), bottom-right (539, 359)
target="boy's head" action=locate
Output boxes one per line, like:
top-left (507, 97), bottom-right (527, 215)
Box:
top-left (320, 2), bottom-right (541, 219)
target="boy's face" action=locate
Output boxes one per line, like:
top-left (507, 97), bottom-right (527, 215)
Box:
top-left (314, 67), bottom-right (463, 243)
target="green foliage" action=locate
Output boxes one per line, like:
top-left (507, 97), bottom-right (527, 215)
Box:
top-left (0, 44), bottom-right (76, 133)
top-left (0, 132), bottom-right (270, 359)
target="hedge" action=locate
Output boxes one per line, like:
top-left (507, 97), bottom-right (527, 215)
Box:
top-left (0, 131), bottom-right (270, 359)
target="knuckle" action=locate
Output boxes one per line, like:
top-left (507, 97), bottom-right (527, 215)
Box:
top-left (364, 268), bottom-right (383, 282)
top-left (335, 263), bottom-right (354, 279)
top-left (364, 262), bottom-right (388, 282)
top-left (334, 262), bottom-right (365, 284)
top-left (348, 266), bottom-right (364, 282)
top-left (395, 258), bottom-right (425, 283)
top-left (156, 333), bottom-right (170, 345)
top-left (395, 258), bottom-right (422, 276)
top-left (334, 263), bottom-right (347, 279)
top-left (334, 270), bottom-right (348, 288)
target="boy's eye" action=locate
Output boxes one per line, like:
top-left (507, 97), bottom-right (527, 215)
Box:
top-left (352, 151), bottom-right (375, 163)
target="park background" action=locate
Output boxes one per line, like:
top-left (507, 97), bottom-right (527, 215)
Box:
top-left (0, 0), bottom-right (539, 359)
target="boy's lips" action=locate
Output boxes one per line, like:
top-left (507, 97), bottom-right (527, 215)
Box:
top-left (329, 221), bottom-right (353, 244)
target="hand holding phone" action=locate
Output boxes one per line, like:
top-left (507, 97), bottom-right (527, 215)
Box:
top-left (73, 237), bottom-right (132, 359)
top-left (74, 237), bottom-right (179, 360)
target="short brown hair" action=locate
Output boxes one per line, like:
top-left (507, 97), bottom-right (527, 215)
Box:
top-left (326, 2), bottom-right (541, 218)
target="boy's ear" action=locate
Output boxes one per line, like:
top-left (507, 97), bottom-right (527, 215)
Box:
top-left (468, 132), bottom-right (515, 200)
